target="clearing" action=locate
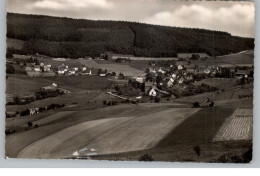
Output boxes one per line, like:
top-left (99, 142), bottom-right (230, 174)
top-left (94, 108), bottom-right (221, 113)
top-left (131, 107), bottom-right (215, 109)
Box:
top-left (213, 109), bottom-right (253, 142)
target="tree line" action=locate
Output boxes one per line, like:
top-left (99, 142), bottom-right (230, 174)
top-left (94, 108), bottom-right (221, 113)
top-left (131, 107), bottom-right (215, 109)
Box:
top-left (7, 13), bottom-right (254, 58)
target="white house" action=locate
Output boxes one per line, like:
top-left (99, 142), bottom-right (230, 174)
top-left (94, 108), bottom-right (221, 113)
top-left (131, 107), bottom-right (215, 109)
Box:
top-left (158, 67), bottom-right (165, 74)
top-left (178, 77), bottom-right (185, 84)
top-left (149, 88), bottom-right (157, 97)
top-left (58, 70), bottom-right (65, 75)
top-left (82, 67), bottom-right (87, 71)
top-left (204, 68), bottom-right (211, 74)
top-left (34, 65), bottom-right (41, 72)
top-left (52, 83), bottom-right (58, 87)
top-left (171, 73), bottom-right (177, 79)
top-left (167, 78), bottom-right (175, 88)
top-left (178, 65), bottom-right (184, 70)
top-left (73, 67), bottom-right (79, 71)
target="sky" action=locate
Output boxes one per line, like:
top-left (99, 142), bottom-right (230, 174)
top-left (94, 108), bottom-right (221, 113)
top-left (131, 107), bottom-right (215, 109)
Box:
top-left (6, 0), bottom-right (255, 38)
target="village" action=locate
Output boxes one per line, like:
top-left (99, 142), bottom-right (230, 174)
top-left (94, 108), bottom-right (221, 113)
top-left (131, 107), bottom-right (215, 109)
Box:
top-left (6, 51), bottom-right (254, 106)
top-left (6, 50), bottom-right (254, 162)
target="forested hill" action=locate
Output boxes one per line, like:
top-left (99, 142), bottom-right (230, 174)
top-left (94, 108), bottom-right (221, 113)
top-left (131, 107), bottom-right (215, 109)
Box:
top-left (7, 13), bottom-right (254, 58)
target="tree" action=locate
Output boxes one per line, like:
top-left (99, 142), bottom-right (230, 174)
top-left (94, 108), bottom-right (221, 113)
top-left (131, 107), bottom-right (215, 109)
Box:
top-left (209, 101), bottom-right (214, 107)
top-left (139, 154), bottom-right (153, 162)
top-left (193, 146), bottom-right (201, 159)
top-left (191, 54), bottom-right (200, 60)
top-left (6, 49), bottom-right (13, 59)
top-left (27, 122), bottom-right (33, 128)
top-left (155, 97), bottom-right (161, 103)
top-left (193, 102), bottom-right (200, 108)
top-left (111, 72), bottom-right (116, 76)
top-left (6, 64), bottom-right (15, 74)
top-left (145, 68), bottom-right (150, 73)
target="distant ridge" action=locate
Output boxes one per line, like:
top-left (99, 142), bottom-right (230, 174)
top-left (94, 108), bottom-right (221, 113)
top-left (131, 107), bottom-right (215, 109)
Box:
top-left (7, 13), bottom-right (254, 59)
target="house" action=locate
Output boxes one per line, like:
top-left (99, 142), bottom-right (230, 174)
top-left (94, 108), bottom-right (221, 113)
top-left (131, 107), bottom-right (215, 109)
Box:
top-left (149, 88), bottom-right (157, 97)
top-left (25, 67), bottom-right (32, 72)
top-left (58, 70), bottom-right (65, 75)
top-left (178, 65), bottom-right (184, 70)
top-left (68, 70), bottom-right (76, 75)
top-left (186, 68), bottom-right (195, 73)
top-left (158, 67), bottom-right (165, 74)
top-left (178, 77), bottom-right (185, 84)
top-left (167, 78), bottom-right (175, 88)
top-left (44, 65), bottom-right (51, 72)
top-left (82, 67), bottom-right (87, 71)
top-left (103, 52), bottom-right (134, 60)
top-left (29, 108), bottom-right (39, 115)
top-left (52, 83), bottom-right (58, 87)
top-left (135, 77), bottom-right (145, 84)
top-left (177, 53), bottom-right (210, 59)
top-left (204, 68), bottom-right (211, 74)
top-left (34, 65), bottom-right (41, 72)
top-left (150, 68), bottom-right (157, 74)
top-left (73, 67), bottom-right (79, 71)
top-left (85, 68), bottom-right (92, 75)
top-left (40, 62), bottom-right (44, 67)
top-left (236, 70), bottom-right (250, 78)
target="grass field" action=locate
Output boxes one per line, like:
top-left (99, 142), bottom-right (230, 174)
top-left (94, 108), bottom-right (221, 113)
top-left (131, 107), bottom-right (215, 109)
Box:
top-left (216, 50), bottom-right (254, 65)
top-left (78, 60), bottom-right (145, 76)
top-left (7, 38), bottom-right (25, 50)
top-left (91, 106), bottom-right (237, 162)
top-left (16, 108), bottom-right (199, 158)
top-left (193, 78), bottom-right (237, 91)
top-left (214, 109), bottom-right (253, 142)
top-left (6, 104), bottom-right (199, 159)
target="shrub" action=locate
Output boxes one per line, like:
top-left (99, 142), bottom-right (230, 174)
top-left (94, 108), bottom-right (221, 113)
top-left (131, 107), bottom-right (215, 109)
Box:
top-left (193, 102), bottom-right (200, 108)
top-left (139, 154), bottom-right (154, 162)
top-left (154, 97), bottom-right (161, 103)
top-left (103, 100), bottom-right (107, 106)
top-left (34, 124), bottom-right (39, 128)
top-left (193, 146), bottom-right (201, 158)
top-left (27, 122), bottom-right (33, 128)
top-left (6, 64), bottom-right (15, 74)
top-left (209, 101), bottom-right (215, 107)
top-left (20, 109), bottom-right (30, 116)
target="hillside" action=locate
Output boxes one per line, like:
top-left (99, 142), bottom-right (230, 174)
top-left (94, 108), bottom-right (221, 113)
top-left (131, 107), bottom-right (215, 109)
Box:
top-left (7, 13), bottom-right (254, 59)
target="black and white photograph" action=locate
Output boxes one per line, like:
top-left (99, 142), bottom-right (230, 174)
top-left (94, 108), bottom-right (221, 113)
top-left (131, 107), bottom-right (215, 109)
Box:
top-left (5, 0), bottom-right (255, 163)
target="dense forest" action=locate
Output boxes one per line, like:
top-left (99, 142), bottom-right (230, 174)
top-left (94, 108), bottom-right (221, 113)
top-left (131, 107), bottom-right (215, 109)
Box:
top-left (7, 13), bottom-right (254, 58)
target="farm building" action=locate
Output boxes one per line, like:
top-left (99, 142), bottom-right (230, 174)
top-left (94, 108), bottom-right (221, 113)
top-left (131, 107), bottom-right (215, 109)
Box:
top-left (236, 70), bottom-right (250, 78)
top-left (43, 65), bottom-right (51, 72)
top-left (26, 71), bottom-right (41, 77)
top-left (102, 52), bottom-right (134, 61)
top-left (34, 65), bottom-right (41, 72)
top-left (177, 53), bottom-right (210, 59)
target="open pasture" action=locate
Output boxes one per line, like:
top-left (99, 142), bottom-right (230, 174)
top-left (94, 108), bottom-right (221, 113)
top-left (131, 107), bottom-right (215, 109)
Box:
top-left (6, 104), bottom-right (134, 158)
top-left (193, 78), bottom-right (237, 91)
top-left (6, 91), bottom-right (100, 112)
top-left (16, 108), bottom-right (199, 158)
top-left (42, 75), bottom-right (112, 91)
top-left (6, 74), bottom-right (53, 97)
top-left (7, 38), bottom-right (25, 50)
top-left (78, 59), bottom-right (145, 76)
top-left (213, 109), bottom-right (253, 142)
top-left (215, 50), bottom-right (254, 65)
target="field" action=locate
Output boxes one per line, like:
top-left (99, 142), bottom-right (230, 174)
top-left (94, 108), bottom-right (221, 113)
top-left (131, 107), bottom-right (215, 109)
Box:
top-left (6, 104), bottom-right (199, 159)
top-left (7, 38), bottom-right (25, 50)
top-left (216, 50), bottom-right (254, 65)
top-left (78, 60), bottom-right (145, 76)
top-left (214, 109), bottom-right (253, 142)
top-left (92, 105), bottom-right (244, 162)
top-left (193, 78), bottom-right (237, 91)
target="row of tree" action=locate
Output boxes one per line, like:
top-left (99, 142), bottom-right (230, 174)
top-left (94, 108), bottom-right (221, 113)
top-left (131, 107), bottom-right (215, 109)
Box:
top-left (7, 13), bottom-right (254, 58)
